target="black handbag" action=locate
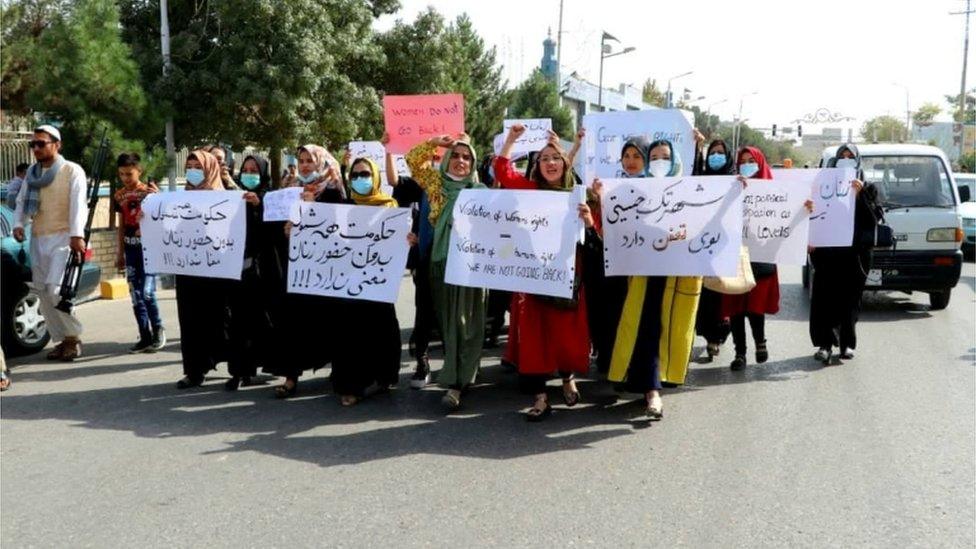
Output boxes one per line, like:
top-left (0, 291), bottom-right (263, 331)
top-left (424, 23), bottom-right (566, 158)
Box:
top-left (858, 188), bottom-right (894, 248)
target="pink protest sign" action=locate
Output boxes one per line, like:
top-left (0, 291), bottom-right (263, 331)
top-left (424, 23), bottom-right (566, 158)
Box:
top-left (382, 94), bottom-right (465, 154)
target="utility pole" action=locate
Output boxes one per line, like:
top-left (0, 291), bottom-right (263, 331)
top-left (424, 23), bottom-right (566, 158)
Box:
top-left (160, 0), bottom-right (177, 191)
top-left (556, 0), bottom-right (563, 89)
top-left (952, 0), bottom-right (973, 160)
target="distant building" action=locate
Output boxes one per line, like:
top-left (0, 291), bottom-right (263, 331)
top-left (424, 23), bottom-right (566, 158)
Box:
top-left (539, 33), bottom-right (656, 128)
top-left (912, 121), bottom-right (975, 164)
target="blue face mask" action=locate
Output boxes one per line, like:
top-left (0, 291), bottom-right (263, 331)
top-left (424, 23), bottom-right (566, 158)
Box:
top-left (240, 173), bottom-right (261, 190)
top-left (298, 171), bottom-right (320, 184)
top-left (707, 153), bottom-right (727, 170)
top-left (351, 176), bottom-right (373, 196)
top-left (739, 163), bottom-right (759, 178)
top-left (185, 168), bottom-right (205, 186)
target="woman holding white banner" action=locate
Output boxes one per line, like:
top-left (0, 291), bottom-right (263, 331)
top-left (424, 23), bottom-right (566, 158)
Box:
top-left (225, 155), bottom-right (285, 390)
top-left (495, 125), bottom-right (596, 421)
top-left (693, 138), bottom-right (736, 359)
top-left (605, 140), bottom-right (702, 419)
top-left (174, 149), bottom-right (232, 389)
top-left (808, 144), bottom-right (872, 365)
top-left (721, 147), bottom-right (779, 371)
top-left (274, 144), bottom-right (346, 398)
top-left (406, 135), bottom-right (487, 412)
top-left (326, 157), bottom-right (402, 406)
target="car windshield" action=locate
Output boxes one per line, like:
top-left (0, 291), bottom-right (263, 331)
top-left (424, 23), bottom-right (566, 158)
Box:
top-left (860, 155), bottom-right (955, 208)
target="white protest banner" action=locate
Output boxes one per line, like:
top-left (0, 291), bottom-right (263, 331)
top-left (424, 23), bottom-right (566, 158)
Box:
top-left (601, 176), bottom-right (743, 276)
top-left (582, 109), bottom-right (695, 183)
top-left (348, 141), bottom-right (395, 196)
top-left (772, 168), bottom-right (856, 247)
top-left (741, 178), bottom-right (812, 265)
top-left (502, 118), bottom-right (552, 155)
top-left (445, 189), bottom-right (579, 298)
top-left (262, 187), bottom-right (303, 222)
top-left (140, 191), bottom-right (246, 280)
top-left (287, 202), bottom-right (411, 303)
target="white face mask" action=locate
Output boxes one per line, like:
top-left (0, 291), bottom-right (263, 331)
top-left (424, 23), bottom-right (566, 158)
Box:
top-left (647, 159), bottom-right (671, 178)
top-left (835, 158), bottom-right (857, 170)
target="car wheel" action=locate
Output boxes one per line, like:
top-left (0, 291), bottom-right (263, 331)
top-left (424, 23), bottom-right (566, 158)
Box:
top-left (2, 286), bottom-right (50, 356)
top-left (928, 289), bottom-right (951, 311)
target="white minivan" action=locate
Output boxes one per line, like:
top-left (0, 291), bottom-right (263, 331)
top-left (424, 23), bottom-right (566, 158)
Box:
top-left (804, 144), bottom-right (965, 310)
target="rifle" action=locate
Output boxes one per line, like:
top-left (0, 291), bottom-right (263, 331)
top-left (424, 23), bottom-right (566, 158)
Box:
top-left (56, 128), bottom-right (110, 313)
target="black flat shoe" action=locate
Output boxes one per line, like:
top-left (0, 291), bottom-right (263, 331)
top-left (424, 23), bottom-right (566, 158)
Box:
top-left (755, 341), bottom-right (769, 364)
top-left (274, 379), bottom-right (297, 399)
top-left (526, 403), bottom-right (552, 422)
top-left (176, 375), bottom-right (204, 389)
top-left (730, 355), bottom-right (747, 371)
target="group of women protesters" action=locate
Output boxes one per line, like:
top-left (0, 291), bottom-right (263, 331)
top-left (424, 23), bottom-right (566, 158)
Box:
top-left (122, 120), bottom-right (879, 422)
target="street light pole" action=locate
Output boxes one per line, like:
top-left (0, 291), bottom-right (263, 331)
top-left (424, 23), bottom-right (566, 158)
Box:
top-left (892, 82), bottom-right (911, 141)
top-left (666, 71), bottom-right (693, 109)
top-left (951, 0), bottom-right (972, 160)
top-left (597, 32), bottom-right (634, 112)
top-left (160, 0), bottom-right (177, 191)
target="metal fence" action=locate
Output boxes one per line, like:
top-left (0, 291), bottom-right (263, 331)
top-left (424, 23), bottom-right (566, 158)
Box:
top-left (0, 132), bottom-right (33, 182)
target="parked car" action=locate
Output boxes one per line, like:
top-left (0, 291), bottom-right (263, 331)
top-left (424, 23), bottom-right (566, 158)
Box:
top-left (0, 191), bottom-right (101, 356)
top-left (804, 144), bottom-right (964, 310)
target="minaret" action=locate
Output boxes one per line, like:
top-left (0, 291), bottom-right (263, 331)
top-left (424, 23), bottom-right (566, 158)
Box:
top-left (541, 27), bottom-right (557, 81)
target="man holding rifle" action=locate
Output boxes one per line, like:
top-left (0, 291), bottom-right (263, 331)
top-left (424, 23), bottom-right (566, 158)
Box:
top-left (12, 125), bottom-right (88, 361)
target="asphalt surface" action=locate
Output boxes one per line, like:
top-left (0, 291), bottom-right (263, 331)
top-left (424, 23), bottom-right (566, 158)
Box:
top-left (2, 263), bottom-right (974, 548)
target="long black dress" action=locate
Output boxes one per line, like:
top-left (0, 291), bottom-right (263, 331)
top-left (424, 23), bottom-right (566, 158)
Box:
top-left (176, 274), bottom-right (229, 379)
top-left (693, 139), bottom-right (735, 346)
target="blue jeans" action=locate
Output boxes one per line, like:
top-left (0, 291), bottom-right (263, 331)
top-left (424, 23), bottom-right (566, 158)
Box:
top-left (124, 243), bottom-right (163, 341)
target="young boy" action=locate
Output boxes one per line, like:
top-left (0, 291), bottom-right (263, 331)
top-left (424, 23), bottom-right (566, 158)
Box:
top-left (114, 153), bottom-right (166, 353)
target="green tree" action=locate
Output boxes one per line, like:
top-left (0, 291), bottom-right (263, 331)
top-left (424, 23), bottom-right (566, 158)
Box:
top-left (945, 91), bottom-right (976, 124)
top-left (641, 78), bottom-right (665, 108)
top-left (912, 102), bottom-right (941, 127)
top-left (507, 69), bottom-right (574, 138)
top-left (861, 115), bottom-right (907, 142)
top-left (3, 0), bottom-right (156, 171)
top-left (118, 0), bottom-right (398, 182)
top-left (960, 151), bottom-right (975, 173)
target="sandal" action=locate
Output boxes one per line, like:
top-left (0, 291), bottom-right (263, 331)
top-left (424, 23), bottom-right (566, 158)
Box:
top-left (274, 378), bottom-right (298, 399)
top-left (562, 379), bottom-right (580, 407)
top-left (755, 341), bottom-right (769, 364)
top-left (59, 337), bottom-right (82, 362)
top-left (340, 395), bottom-right (360, 407)
top-left (441, 389), bottom-right (462, 412)
top-left (176, 375), bottom-right (204, 389)
top-left (706, 342), bottom-right (721, 358)
top-left (645, 393), bottom-right (664, 420)
top-left (46, 342), bottom-right (65, 361)
top-left (526, 399), bottom-right (553, 422)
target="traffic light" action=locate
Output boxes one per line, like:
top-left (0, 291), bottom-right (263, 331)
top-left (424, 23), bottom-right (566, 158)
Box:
top-left (797, 124), bottom-right (803, 137)
top-left (772, 124), bottom-right (777, 136)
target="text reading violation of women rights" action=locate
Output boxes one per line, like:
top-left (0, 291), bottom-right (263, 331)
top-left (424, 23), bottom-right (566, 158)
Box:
top-left (601, 176), bottom-right (744, 276)
top-left (287, 202), bottom-right (411, 304)
top-left (445, 189), bottom-right (580, 299)
top-left (139, 191), bottom-right (246, 280)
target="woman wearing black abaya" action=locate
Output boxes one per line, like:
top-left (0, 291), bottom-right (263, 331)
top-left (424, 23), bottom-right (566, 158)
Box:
top-left (808, 143), bottom-right (875, 365)
top-left (693, 138), bottom-right (735, 360)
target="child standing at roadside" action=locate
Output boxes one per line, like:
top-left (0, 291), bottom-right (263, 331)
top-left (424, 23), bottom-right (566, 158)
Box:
top-left (114, 153), bottom-right (166, 353)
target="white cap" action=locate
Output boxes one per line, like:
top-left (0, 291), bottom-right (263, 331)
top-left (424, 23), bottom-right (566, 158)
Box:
top-left (34, 124), bottom-right (62, 142)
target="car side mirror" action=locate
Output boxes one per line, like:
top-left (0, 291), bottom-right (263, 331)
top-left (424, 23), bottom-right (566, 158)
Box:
top-left (958, 185), bottom-right (971, 203)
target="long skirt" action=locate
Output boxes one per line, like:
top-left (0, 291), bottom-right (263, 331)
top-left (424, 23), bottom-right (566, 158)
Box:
top-left (430, 260), bottom-right (485, 389)
top-left (330, 300), bottom-right (402, 396)
top-left (608, 276), bottom-right (667, 393)
top-left (809, 248), bottom-right (868, 350)
top-left (175, 275), bottom-right (229, 378)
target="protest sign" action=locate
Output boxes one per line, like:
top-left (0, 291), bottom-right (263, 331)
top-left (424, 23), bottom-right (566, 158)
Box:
top-left (741, 178), bottom-right (812, 264)
top-left (502, 118), bottom-right (552, 155)
top-left (287, 202), bottom-right (411, 303)
top-left (140, 191), bottom-right (246, 280)
top-left (773, 168), bottom-right (856, 247)
top-left (383, 94), bottom-right (465, 154)
top-left (581, 109), bottom-right (695, 183)
top-left (348, 140), bottom-right (394, 195)
top-left (601, 176), bottom-right (743, 276)
top-left (445, 189), bottom-right (579, 298)
top-left (262, 187), bottom-right (302, 222)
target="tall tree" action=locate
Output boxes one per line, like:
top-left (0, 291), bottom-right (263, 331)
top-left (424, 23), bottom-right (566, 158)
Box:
top-left (861, 115), bottom-right (908, 142)
top-left (507, 69), bottom-right (574, 138)
top-left (945, 91), bottom-right (976, 124)
top-left (912, 103), bottom-right (941, 127)
top-left (118, 0), bottom-right (398, 181)
top-left (641, 78), bottom-right (666, 108)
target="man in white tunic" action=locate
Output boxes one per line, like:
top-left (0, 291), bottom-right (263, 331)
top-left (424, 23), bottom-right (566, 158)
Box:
top-left (12, 125), bottom-right (88, 361)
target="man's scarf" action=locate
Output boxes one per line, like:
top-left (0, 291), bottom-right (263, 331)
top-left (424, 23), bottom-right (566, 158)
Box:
top-left (23, 155), bottom-right (65, 216)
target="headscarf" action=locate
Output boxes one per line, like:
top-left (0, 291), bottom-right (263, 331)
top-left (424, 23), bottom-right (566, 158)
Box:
top-left (187, 149), bottom-right (223, 190)
top-left (620, 135), bottom-right (651, 178)
top-left (528, 143), bottom-right (575, 190)
top-left (298, 144), bottom-right (333, 174)
top-left (737, 146), bottom-right (773, 180)
top-left (646, 139), bottom-right (683, 177)
top-left (431, 139), bottom-right (482, 263)
top-left (348, 157), bottom-right (397, 207)
top-left (240, 155), bottom-right (272, 194)
top-left (702, 138), bottom-right (736, 175)
top-left (827, 143), bottom-right (865, 181)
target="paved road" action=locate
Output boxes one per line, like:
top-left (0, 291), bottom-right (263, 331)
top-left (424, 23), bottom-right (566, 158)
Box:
top-left (2, 263), bottom-right (974, 547)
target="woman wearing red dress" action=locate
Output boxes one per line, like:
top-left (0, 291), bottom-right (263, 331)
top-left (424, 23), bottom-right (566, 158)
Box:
top-left (493, 124), bottom-right (597, 421)
top-left (722, 146), bottom-right (780, 370)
